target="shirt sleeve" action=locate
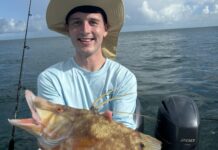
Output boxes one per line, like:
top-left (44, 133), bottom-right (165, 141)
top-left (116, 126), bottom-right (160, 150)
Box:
top-left (111, 71), bottom-right (137, 129)
top-left (37, 71), bottom-right (64, 105)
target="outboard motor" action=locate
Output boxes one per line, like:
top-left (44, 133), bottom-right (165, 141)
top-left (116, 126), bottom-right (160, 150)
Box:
top-left (155, 95), bottom-right (200, 150)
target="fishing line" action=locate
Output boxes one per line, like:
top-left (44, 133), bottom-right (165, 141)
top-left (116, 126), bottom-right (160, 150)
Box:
top-left (8, 0), bottom-right (32, 149)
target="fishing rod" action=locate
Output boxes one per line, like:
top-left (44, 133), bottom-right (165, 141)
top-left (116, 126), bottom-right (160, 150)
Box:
top-left (8, 0), bottom-right (32, 149)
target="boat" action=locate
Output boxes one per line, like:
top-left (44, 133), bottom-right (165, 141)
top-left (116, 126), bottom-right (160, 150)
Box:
top-left (7, 0), bottom-right (201, 149)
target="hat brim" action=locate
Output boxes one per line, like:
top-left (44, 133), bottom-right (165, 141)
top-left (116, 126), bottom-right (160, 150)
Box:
top-left (46, 0), bottom-right (124, 59)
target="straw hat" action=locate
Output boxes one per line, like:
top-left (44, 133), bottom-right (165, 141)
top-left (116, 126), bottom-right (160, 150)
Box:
top-left (46, 0), bottom-right (124, 59)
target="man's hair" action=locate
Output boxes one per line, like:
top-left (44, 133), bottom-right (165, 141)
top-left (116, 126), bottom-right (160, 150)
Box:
top-left (65, 5), bottom-right (108, 25)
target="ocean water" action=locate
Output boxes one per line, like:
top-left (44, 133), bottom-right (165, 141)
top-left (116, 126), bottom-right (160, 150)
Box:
top-left (0, 26), bottom-right (218, 149)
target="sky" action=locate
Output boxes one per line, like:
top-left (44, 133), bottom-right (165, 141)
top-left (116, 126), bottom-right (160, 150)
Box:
top-left (1, 0), bottom-right (218, 39)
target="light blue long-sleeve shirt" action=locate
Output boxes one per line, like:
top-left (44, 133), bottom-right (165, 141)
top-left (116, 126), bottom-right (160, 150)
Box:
top-left (37, 58), bottom-right (137, 129)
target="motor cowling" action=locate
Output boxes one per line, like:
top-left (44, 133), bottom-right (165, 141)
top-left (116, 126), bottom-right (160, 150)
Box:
top-left (155, 95), bottom-right (200, 150)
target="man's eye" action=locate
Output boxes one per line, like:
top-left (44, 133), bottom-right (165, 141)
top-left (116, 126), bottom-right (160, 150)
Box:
top-left (69, 21), bottom-right (81, 26)
top-left (90, 21), bottom-right (98, 26)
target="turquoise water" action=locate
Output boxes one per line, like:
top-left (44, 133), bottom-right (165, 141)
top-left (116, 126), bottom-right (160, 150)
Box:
top-left (1, 26), bottom-right (218, 149)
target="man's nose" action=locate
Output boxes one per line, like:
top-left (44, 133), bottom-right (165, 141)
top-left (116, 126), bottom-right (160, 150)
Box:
top-left (80, 21), bottom-right (91, 33)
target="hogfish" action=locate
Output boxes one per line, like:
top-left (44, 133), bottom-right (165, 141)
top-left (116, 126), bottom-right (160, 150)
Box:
top-left (8, 90), bottom-right (161, 150)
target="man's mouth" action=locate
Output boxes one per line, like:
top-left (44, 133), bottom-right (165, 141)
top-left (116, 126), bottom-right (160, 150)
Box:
top-left (78, 37), bottom-right (95, 43)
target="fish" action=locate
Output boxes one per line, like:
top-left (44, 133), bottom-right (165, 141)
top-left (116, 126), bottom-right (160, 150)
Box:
top-left (8, 90), bottom-right (161, 150)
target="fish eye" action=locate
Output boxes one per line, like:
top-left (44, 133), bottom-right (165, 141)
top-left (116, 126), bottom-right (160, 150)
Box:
top-left (56, 107), bottom-right (64, 113)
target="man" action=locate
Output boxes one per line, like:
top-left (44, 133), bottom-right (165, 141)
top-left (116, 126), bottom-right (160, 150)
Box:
top-left (37, 0), bottom-right (137, 129)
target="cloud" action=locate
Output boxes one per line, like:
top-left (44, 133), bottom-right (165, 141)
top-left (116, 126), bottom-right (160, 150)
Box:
top-left (203, 5), bottom-right (210, 14)
top-left (201, 3), bottom-right (218, 15)
top-left (140, 1), bottom-right (160, 22)
top-left (139, 1), bottom-right (193, 23)
top-left (0, 15), bottom-right (46, 34)
top-left (130, 0), bottom-right (218, 28)
top-left (0, 18), bottom-right (26, 33)
top-left (29, 15), bottom-right (46, 31)
top-left (215, 4), bottom-right (218, 13)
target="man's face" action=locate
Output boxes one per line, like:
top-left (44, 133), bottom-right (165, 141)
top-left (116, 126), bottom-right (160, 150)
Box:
top-left (66, 12), bottom-right (108, 57)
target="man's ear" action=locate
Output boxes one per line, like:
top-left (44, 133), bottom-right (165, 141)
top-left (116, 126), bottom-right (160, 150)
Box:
top-left (103, 24), bottom-right (109, 37)
top-left (103, 30), bottom-right (108, 38)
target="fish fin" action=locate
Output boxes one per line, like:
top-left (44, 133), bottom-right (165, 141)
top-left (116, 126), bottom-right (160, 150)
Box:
top-left (102, 110), bottom-right (113, 121)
